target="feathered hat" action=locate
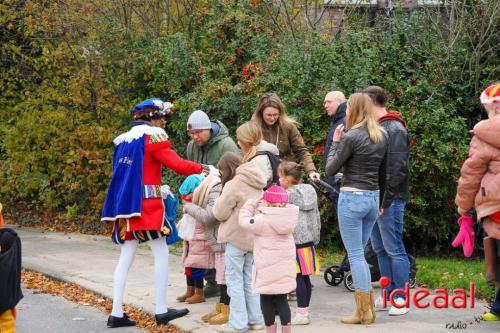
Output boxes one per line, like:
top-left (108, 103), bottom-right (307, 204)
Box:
top-left (480, 83), bottom-right (500, 106)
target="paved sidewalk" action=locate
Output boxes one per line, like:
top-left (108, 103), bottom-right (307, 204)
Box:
top-left (14, 226), bottom-right (499, 333)
top-left (17, 286), bottom-right (145, 333)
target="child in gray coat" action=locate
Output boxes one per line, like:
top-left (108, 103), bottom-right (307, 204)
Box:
top-left (278, 161), bottom-right (321, 325)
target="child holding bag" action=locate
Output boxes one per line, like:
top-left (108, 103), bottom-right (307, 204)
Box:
top-left (455, 83), bottom-right (500, 320)
top-left (182, 171), bottom-right (229, 324)
top-left (239, 185), bottom-right (299, 333)
top-left (278, 161), bottom-right (321, 325)
top-left (177, 174), bottom-right (215, 304)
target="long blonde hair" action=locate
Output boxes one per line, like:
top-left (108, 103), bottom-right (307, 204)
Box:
top-left (236, 121), bottom-right (262, 162)
top-left (347, 93), bottom-right (385, 143)
top-left (252, 92), bottom-right (295, 128)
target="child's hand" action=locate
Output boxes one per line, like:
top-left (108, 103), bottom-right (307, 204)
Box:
top-left (246, 199), bottom-right (260, 214)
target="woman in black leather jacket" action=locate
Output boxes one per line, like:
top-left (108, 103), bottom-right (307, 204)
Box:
top-left (326, 92), bottom-right (388, 325)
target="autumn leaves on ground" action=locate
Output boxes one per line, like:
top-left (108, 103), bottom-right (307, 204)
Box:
top-left (21, 270), bottom-right (187, 333)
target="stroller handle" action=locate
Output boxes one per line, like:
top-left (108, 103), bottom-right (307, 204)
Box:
top-left (308, 178), bottom-right (339, 199)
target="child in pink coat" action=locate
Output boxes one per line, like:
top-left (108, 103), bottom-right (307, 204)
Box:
top-left (456, 82), bottom-right (500, 238)
top-left (455, 83), bottom-right (500, 321)
top-left (239, 185), bottom-right (299, 333)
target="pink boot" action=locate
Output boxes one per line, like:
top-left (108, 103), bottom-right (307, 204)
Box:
top-left (282, 324), bottom-right (291, 333)
top-left (266, 324), bottom-right (277, 333)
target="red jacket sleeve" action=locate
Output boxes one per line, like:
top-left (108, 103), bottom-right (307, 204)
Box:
top-left (146, 136), bottom-right (203, 176)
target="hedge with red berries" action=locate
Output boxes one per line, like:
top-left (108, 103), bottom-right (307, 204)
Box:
top-left (1, 0), bottom-right (498, 253)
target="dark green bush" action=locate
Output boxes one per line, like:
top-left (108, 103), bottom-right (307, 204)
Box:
top-left (0, 0), bottom-right (498, 253)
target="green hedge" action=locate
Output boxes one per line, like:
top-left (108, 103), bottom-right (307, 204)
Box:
top-left (1, 0), bottom-right (498, 253)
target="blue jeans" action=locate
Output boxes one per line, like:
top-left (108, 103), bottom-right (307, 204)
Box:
top-left (371, 199), bottom-right (409, 299)
top-left (491, 288), bottom-right (500, 316)
top-left (225, 243), bottom-right (263, 330)
top-left (338, 190), bottom-right (379, 292)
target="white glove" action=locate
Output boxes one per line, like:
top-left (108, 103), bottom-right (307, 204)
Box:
top-left (208, 165), bottom-right (220, 177)
top-left (160, 185), bottom-right (174, 199)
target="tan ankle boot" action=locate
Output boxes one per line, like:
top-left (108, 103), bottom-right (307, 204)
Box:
top-left (202, 303), bottom-right (221, 322)
top-left (358, 291), bottom-right (375, 324)
top-left (176, 285), bottom-right (194, 302)
top-left (186, 287), bottom-right (205, 304)
top-left (370, 290), bottom-right (376, 321)
top-left (341, 291), bottom-right (362, 324)
top-left (208, 303), bottom-right (229, 324)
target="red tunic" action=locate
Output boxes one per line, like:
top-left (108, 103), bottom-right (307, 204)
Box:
top-left (127, 135), bottom-right (202, 231)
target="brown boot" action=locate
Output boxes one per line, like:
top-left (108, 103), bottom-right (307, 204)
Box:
top-left (358, 291), bottom-right (375, 324)
top-left (341, 290), bottom-right (362, 324)
top-left (186, 287), bottom-right (205, 304)
top-left (370, 290), bottom-right (377, 321)
top-left (202, 303), bottom-right (221, 322)
top-left (208, 303), bottom-right (229, 324)
top-left (176, 285), bottom-right (194, 302)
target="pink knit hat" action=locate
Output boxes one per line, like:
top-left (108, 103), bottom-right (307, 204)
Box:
top-left (263, 184), bottom-right (288, 204)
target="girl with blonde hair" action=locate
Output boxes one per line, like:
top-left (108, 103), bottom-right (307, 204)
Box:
top-left (213, 152), bottom-right (267, 332)
top-left (325, 92), bottom-right (388, 325)
top-left (252, 93), bottom-right (319, 180)
top-left (236, 121), bottom-right (280, 187)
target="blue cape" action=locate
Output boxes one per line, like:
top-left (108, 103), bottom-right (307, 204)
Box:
top-left (101, 125), bottom-right (146, 221)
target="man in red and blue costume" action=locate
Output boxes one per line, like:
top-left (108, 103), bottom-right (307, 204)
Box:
top-left (101, 98), bottom-right (214, 327)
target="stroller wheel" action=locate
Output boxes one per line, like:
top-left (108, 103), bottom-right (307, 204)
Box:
top-left (324, 265), bottom-right (343, 286)
top-left (409, 276), bottom-right (417, 288)
top-left (344, 272), bottom-right (355, 292)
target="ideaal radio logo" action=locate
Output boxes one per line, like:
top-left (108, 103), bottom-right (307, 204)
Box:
top-left (378, 276), bottom-right (475, 309)
top-left (378, 277), bottom-right (484, 330)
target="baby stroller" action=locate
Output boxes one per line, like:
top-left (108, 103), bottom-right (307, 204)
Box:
top-left (309, 178), bottom-right (418, 292)
top-left (324, 240), bottom-right (418, 291)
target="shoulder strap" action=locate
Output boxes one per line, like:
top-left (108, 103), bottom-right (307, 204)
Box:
top-left (249, 151), bottom-right (281, 187)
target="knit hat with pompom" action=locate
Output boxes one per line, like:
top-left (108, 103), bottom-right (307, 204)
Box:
top-left (263, 184), bottom-right (288, 204)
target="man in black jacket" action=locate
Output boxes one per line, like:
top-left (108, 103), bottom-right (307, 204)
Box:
top-left (323, 91), bottom-right (347, 206)
top-left (363, 86), bottom-right (410, 316)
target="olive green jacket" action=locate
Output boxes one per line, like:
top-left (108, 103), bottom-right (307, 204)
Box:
top-left (186, 120), bottom-right (239, 165)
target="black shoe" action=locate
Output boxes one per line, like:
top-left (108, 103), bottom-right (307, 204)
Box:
top-left (155, 308), bottom-right (189, 325)
top-left (204, 283), bottom-right (220, 298)
top-left (107, 313), bottom-right (136, 328)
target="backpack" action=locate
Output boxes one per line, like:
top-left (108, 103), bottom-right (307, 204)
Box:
top-left (0, 228), bottom-right (23, 313)
top-left (249, 151), bottom-right (281, 189)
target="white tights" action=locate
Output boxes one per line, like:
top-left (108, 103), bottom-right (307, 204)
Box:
top-left (111, 237), bottom-right (170, 317)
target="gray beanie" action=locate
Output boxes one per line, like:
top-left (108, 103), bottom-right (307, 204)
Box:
top-left (187, 110), bottom-right (211, 130)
